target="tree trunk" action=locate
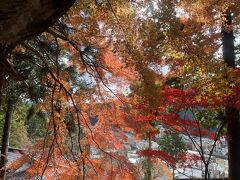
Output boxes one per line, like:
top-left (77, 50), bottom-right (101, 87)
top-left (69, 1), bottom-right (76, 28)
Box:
top-left (204, 165), bottom-right (209, 179)
top-left (222, 9), bottom-right (240, 180)
top-left (0, 66), bottom-right (4, 105)
top-left (0, 45), bottom-right (9, 105)
top-left (0, 99), bottom-right (14, 179)
top-left (172, 167), bottom-right (175, 179)
top-left (145, 137), bottom-right (152, 180)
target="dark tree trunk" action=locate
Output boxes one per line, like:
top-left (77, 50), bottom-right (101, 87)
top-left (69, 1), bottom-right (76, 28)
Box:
top-left (222, 9), bottom-right (240, 180)
top-left (145, 137), bottom-right (152, 180)
top-left (0, 64), bottom-right (4, 104)
top-left (0, 45), bottom-right (12, 105)
top-left (0, 46), bottom-right (7, 105)
top-left (204, 165), bottom-right (209, 179)
top-left (0, 99), bottom-right (14, 179)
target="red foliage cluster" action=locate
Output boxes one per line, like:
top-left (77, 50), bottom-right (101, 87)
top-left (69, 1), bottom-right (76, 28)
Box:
top-left (160, 87), bottom-right (208, 109)
top-left (161, 84), bottom-right (240, 110)
top-left (138, 149), bottom-right (202, 169)
top-left (134, 72), bottom-right (240, 170)
top-left (136, 112), bottom-right (216, 139)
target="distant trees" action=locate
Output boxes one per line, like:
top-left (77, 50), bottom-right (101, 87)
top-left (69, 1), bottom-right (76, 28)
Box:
top-left (157, 128), bottom-right (186, 177)
top-left (0, 103), bottom-right (28, 148)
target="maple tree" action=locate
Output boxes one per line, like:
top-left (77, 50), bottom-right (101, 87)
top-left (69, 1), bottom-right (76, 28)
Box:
top-left (134, 85), bottom-right (225, 178)
top-left (169, 1), bottom-right (240, 179)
